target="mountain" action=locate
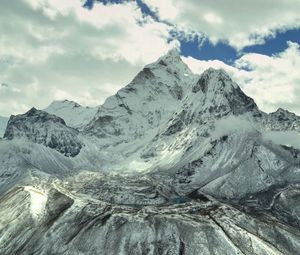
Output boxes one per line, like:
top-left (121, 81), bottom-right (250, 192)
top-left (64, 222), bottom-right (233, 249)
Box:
top-left (4, 107), bottom-right (82, 157)
top-left (0, 115), bottom-right (8, 137)
top-left (0, 50), bottom-right (300, 255)
top-left (44, 100), bottom-right (98, 130)
top-left (85, 49), bottom-right (194, 143)
top-left (265, 107), bottom-right (300, 131)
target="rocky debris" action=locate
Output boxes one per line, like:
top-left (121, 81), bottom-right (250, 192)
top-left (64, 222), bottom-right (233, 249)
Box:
top-left (1, 182), bottom-right (300, 255)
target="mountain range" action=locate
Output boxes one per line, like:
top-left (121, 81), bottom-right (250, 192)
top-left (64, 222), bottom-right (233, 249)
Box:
top-left (0, 50), bottom-right (300, 255)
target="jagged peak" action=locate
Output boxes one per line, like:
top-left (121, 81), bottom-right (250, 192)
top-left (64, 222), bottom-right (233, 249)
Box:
top-left (201, 68), bottom-right (233, 82)
top-left (4, 106), bottom-right (82, 157)
top-left (191, 67), bottom-right (259, 116)
top-left (193, 68), bottom-right (237, 94)
top-left (131, 49), bottom-right (193, 85)
top-left (274, 107), bottom-right (290, 114)
top-left (6, 107), bottom-right (67, 127)
top-left (47, 99), bottom-right (82, 109)
top-left (157, 48), bottom-right (181, 64)
top-left (26, 107), bottom-right (38, 115)
top-left (145, 48), bottom-right (192, 74)
top-left (270, 107), bottom-right (297, 118)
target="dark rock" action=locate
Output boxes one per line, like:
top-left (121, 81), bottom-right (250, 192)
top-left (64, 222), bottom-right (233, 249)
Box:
top-left (4, 108), bottom-right (82, 157)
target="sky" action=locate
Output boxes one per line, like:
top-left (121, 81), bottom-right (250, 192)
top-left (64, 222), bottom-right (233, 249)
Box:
top-left (0, 0), bottom-right (300, 116)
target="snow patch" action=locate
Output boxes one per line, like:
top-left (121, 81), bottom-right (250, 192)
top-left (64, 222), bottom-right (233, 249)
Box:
top-left (24, 186), bottom-right (47, 219)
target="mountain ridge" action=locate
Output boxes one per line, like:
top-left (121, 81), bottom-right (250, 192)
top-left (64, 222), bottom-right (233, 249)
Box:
top-left (1, 50), bottom-right (300, 254)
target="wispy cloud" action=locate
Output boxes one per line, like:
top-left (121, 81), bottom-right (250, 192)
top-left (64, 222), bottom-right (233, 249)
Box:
top-left (262, 131), bottom-right (300, 149)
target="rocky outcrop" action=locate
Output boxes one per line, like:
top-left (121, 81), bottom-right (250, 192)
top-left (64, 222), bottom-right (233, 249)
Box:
top-left (265, 107), bottom-right (300, 132)
top-left (4, 108), bottom-right (82, 157)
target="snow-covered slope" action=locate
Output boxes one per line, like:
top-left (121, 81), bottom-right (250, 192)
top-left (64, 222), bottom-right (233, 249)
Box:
top-left (1, 50), bottom-right (300, 254)
top-left (44, 100), bottom-right (98, 130)
top-left (85, 49), bottom-right (194, 144)
top-left (0, 115), bottom-right (8, 137)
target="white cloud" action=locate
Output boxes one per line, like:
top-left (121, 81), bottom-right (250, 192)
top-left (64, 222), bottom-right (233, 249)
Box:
top-left (262, 131), bottom-right (300, 149)
top-left (183, 41), bottom-right (300, 115)
top-left (182, 57), bottom-right (237, 75)
top-left (235, 42), bottom-right (300, 113)
top-left (213, 116), bottom-right (255, 139)
top-left (144, 0), bottom-right (300, 49)
top-left (21, 0), bottom-right (177, 64)
top-left (203, 13), bottom-right (223, 25)
top-left (0, 0), bottom-right (177, 116)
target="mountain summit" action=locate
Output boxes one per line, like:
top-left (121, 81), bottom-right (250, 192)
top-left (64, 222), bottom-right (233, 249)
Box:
top-left (44, 100), bottom-right (98, 130)
top-left (4, 107), bottom-right (82, 157)
top-left (1, 52), bottom-right (300, 254)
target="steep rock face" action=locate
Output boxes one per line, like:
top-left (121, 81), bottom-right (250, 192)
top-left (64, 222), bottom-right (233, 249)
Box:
top-left (189, 68), bottom-right (260, 120)
top-left (44, 100), bottom-right (98, 131)
top-left (134, 68), bottom-right (263, 173)
top-left (265, 108), bottom-right (300, 132)
top-left (84, 49), bottom-right (194, 144)
top-left (4, 108), bottom-right (82, 157)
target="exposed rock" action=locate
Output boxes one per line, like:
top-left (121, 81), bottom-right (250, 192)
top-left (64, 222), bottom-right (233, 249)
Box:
top-left (4, 108), bottom-right (82, 157)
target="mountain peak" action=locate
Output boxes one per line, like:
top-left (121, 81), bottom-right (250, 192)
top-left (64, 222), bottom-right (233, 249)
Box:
top-left (130, 48), bottom-right (192, 86)
top-left (44, 100), bottom-right (98, 130)
top-left (202, 67), bottom-right (231, 77)
top-left (26, 107), bottom-right (38, 116)
top-left (191, 67), bottom-right (259, 117)
top-left (157, 48), bottom-right (181, 63)
top-left (4, 108), bottom-right (82, 157)
top-left (274, 107), bottom-right (292, 114)
top-left (193, 68), bottom-right (236, 94)
top-left (47, 100), bottom-right (81, 109)
top-left (269, 107), bottom-right (298, 121)
top-left (147, 48), bottom-right (190, 72)
top-left (270, 108), bottom-right (297, 119)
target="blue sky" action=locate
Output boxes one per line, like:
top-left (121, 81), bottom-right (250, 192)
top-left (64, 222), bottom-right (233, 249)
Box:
top-left (1, 0), bottom-right (300, 116)
top-left (180, 28), bottom-right (300, 64)
top-left (86, 0), bottom-right (300, 64)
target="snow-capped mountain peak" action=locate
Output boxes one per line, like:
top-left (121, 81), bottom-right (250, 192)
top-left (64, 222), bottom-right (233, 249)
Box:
top-left (145, 48), bottom-right (193, 78)
top-left (193, 67), bottom-right (237, 93)
top-left (44, 100), bottom-right (98, 130)
top-left (85, 51), bottom-right (194, 142)
top-left (51, 99), bottom-right (81, 108)
top-left (187, 67), bottom-right (259, 120)
top-left (155, 48), bottom-right (183, 66)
